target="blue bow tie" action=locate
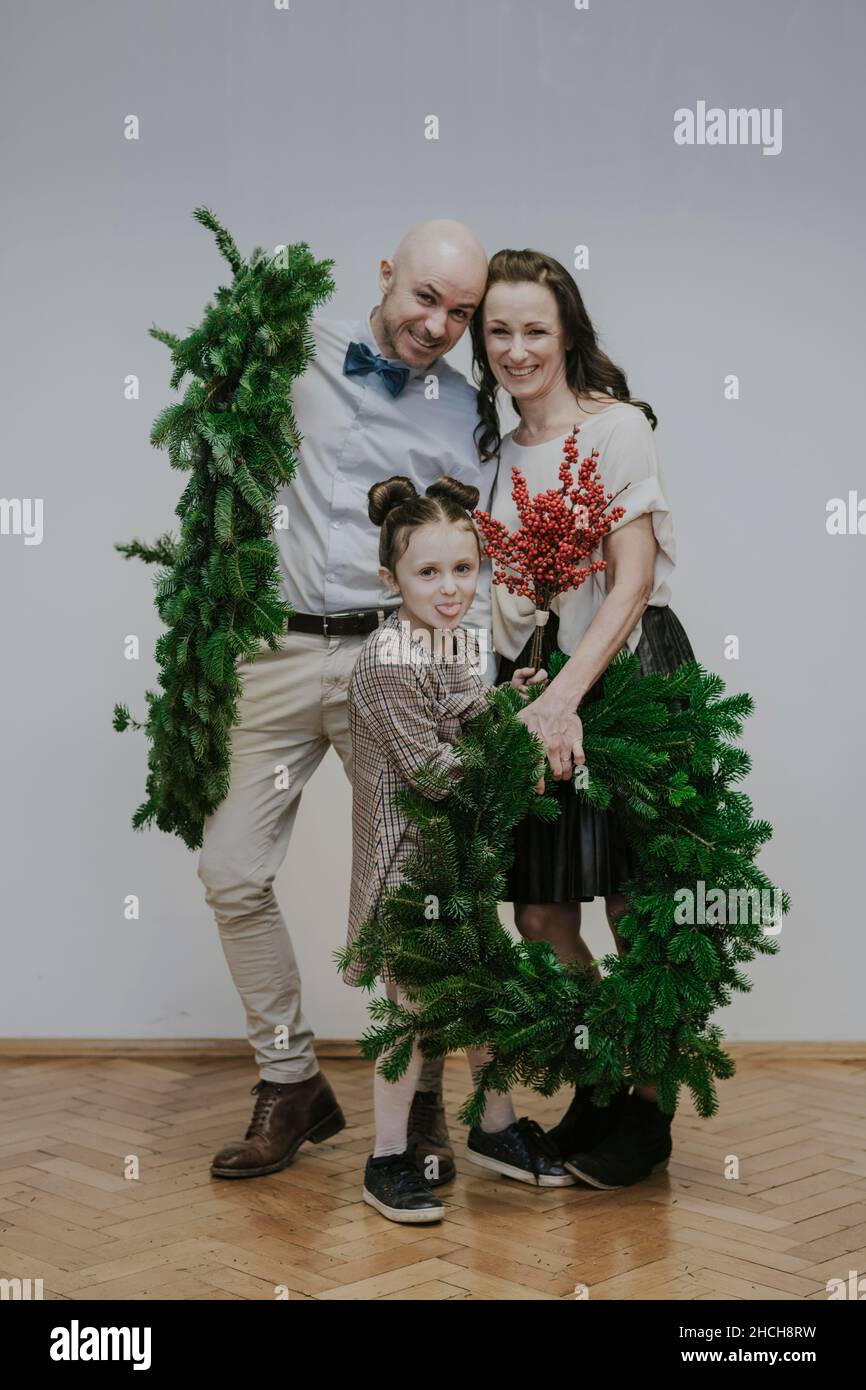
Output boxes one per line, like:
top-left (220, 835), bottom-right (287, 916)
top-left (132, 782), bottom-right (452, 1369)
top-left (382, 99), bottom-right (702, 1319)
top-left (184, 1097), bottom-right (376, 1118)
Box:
top-left (343, 340), bottom-right (411, 397)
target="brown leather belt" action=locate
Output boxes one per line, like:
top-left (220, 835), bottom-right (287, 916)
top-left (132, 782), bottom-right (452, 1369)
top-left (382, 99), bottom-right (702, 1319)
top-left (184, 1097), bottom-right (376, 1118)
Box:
top-left (286, 607), bottom-right (400, 637)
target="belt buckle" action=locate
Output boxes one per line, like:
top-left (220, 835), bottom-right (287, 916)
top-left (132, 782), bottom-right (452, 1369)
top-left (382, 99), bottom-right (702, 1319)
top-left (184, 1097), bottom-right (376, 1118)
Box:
top-left (322, 608), bottom-right (386, 636)
top-left (322, 609), bottom-right (358, 637)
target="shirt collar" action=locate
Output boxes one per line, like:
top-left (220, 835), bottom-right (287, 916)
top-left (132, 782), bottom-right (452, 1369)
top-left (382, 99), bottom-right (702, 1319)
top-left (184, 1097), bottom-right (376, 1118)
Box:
top-left (356, 305), bottom-right (427, 381)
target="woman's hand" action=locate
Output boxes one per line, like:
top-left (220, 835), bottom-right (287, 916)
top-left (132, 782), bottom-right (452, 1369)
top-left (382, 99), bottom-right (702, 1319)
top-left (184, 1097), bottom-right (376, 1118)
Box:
top-left (517, 695), bottom-right (585, 793)
top-left (510, 665), bottom-right (548, 698)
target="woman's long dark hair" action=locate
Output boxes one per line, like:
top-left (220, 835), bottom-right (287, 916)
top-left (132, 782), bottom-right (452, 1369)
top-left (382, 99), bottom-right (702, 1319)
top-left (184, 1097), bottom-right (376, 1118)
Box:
top-left (470, 248), bottom-right (657, 462)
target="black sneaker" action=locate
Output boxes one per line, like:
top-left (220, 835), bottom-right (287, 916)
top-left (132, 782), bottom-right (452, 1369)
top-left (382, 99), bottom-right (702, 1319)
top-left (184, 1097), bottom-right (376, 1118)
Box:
top-left (546, 1082), bottom-right (630, 1163)
top-left (362, 1150), bottom-right (444, 1223)
top-left (467, 1116), bottom-right (576, 1187)
top-left (564, 1092), bottom-right (673, 1190)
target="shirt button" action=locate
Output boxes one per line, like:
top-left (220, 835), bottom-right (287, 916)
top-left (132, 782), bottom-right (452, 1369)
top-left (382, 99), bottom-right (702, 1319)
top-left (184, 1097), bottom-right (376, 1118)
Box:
top-left (326, 572), bottom-right (335, 581)
top-left (332, 520), bottom-right (342, 528)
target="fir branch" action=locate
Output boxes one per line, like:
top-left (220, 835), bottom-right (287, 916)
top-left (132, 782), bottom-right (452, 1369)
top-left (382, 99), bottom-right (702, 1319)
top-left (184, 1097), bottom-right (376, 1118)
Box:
top-left (114, 533), bottom-right (178, 567)
top-left (114, 210), bottom-right (335, 848)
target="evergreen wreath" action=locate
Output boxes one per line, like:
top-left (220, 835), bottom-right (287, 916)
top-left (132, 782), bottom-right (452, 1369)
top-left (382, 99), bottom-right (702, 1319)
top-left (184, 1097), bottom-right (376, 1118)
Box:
top-left (336, 650), bottom-right (788, 1124)
top-left (113, 209), bottom-right (335, 850)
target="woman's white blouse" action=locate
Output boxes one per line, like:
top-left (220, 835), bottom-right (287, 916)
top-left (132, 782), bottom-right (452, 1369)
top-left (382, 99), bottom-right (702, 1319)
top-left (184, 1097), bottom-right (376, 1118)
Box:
top-left (489, 403), bottom-right (676, 661)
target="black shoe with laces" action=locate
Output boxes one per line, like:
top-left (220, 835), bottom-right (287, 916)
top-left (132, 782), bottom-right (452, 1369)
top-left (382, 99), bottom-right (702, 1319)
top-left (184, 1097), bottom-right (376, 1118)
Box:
top-left (467, 1116), bottom-right (576, 1187)
top-left (362, 1149), bottom-right (444, 1223)
top-left (545, 1082), bottom-right (631, 1163)
top-left (564, 1091), bottom-right (673, 1189)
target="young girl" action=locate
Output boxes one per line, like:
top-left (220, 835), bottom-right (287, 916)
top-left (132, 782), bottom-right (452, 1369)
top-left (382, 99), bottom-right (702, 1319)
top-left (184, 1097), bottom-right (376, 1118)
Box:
top-left (345, 474), bottom-right (574, 1224)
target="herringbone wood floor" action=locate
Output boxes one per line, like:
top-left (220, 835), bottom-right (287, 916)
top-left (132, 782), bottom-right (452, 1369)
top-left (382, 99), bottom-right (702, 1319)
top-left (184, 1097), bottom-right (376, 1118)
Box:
top-left (1, 1048), bottom-right (865, 1301)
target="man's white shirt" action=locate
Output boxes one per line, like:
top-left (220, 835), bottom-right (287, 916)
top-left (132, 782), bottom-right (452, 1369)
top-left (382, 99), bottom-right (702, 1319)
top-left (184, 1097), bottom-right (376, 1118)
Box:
top-left (272, 305), bottom-right (498, 679)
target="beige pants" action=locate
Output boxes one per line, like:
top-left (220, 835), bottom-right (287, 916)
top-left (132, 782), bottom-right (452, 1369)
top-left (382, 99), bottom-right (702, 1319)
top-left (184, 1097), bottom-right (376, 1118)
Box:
top-left (197, 628), bottom-right (445, 1089)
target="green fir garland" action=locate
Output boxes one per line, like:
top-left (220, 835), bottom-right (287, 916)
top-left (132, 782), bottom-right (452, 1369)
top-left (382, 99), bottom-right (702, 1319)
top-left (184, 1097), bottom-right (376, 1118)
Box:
top-left (336, 650), bottom-right (788, 1124)
top-left (113, 209), bottom-right (335, 850)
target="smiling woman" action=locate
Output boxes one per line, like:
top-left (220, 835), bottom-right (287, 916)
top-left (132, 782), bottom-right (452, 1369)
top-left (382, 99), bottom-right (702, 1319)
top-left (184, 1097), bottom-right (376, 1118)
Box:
top-left (470, 248), bottom-right (658, 465)
top-left (465, 245), bottom-right (709, 1186)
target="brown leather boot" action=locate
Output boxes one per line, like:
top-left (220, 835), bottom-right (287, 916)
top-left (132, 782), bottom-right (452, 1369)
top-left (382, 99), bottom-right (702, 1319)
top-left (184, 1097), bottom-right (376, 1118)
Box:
top-left (406, 1090), bottom-right (456, 1187)
top-left (211, 1072), bottom-right (346, 1179)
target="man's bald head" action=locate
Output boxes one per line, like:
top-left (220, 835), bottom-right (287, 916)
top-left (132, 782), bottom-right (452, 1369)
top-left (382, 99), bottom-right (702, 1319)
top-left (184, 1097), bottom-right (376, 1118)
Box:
top-left (371, 219), bottom-right (489, 370)
top-left (391, 219), bottom-right (488, 285)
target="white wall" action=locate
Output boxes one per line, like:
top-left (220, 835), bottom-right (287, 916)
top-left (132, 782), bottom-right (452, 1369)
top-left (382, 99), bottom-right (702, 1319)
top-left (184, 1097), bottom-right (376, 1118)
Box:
top-left (2, 0), bottom-right (863, 1043)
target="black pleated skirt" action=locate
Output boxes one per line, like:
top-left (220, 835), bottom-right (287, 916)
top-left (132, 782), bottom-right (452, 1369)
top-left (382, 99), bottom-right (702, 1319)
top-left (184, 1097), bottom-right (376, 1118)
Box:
top-left (494, 605), bottom-right (696, 903)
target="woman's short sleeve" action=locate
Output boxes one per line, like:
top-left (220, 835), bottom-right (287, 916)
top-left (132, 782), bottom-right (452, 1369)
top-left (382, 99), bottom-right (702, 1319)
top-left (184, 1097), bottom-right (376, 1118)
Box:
top-left (595, 408), bottom-right (676, 597)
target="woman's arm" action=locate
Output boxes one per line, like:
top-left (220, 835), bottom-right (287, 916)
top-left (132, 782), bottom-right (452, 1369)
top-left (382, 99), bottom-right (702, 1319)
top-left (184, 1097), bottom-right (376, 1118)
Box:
top-left (516, 513), bottom-right (658, 779)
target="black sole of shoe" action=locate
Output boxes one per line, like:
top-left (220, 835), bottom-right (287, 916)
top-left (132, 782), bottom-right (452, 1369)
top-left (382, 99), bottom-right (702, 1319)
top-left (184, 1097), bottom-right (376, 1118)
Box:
top-left (210, 1105), bottom-right (347, 1179)
top-left (564, 1156), bottom-right (671, 1190)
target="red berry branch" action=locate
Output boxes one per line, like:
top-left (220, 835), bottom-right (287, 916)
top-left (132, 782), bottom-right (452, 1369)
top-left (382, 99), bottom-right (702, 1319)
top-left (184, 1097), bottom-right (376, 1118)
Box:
top-left (473, 425), bottom-right (628, 671)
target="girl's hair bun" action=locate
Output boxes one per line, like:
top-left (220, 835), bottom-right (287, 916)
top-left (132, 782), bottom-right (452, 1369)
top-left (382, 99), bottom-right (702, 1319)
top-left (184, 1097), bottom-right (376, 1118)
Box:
top-left (370, 472), bottom-right (482, 575)
top-left (368, 476), bottom-right (419, 526)
top-left (426, 475), bottom-right (480, 512)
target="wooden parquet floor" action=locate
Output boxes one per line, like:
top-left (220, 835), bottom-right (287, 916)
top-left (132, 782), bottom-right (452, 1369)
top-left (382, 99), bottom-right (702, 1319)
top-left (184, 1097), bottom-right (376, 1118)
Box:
top-left (1, 1050), bottom-right (865, 1301)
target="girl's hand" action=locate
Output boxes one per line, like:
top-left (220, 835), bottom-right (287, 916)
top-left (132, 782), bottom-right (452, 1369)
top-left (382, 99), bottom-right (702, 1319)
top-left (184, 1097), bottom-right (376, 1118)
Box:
top-left (510, 665), bottom-right (548, 698)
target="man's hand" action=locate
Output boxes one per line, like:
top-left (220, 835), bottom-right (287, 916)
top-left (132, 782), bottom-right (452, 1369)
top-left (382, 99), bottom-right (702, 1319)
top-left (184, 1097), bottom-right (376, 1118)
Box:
top-left (517, 695), bottom-right (585, 793)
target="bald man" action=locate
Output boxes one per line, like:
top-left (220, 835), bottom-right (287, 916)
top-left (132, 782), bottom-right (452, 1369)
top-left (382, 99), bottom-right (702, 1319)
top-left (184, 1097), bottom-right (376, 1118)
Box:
top-left (199, 221), bottom-right (495, 1186)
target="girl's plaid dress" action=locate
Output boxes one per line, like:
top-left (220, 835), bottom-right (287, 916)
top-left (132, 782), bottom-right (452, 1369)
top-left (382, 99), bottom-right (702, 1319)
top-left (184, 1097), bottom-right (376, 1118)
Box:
top-left (344, 608), bottom-right (490, 986)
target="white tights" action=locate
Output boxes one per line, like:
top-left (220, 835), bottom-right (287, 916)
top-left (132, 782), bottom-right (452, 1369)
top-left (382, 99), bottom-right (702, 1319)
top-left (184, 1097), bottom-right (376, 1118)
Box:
top-left (373, 980), bottom-right (517, 1157)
